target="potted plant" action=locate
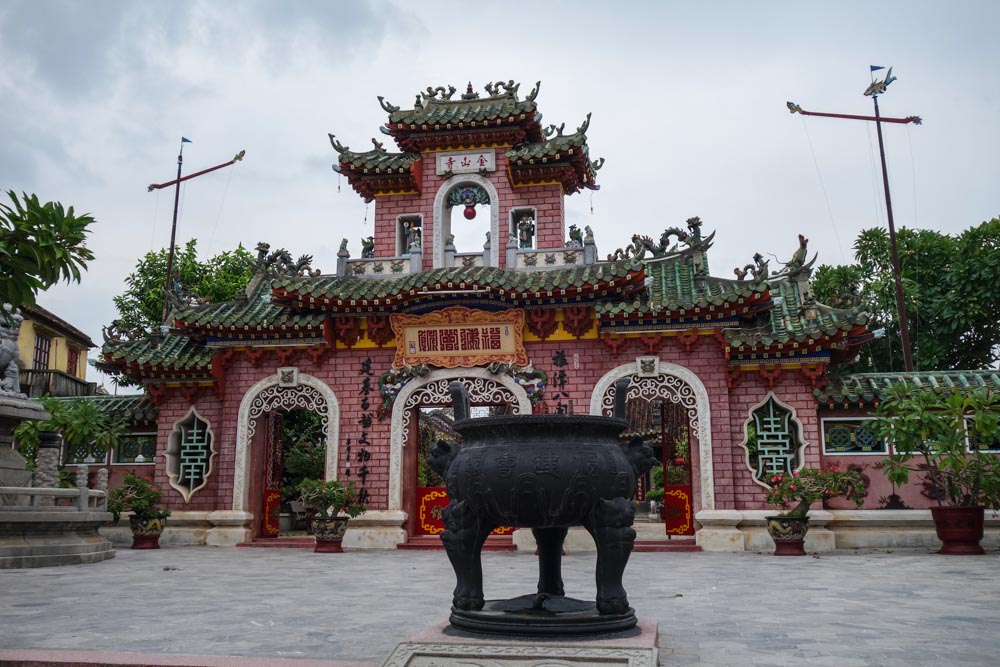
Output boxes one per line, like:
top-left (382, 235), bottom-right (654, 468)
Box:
top-left (107, 473), bottom-right (171, 549)
top-left (764, 465), bottom-right (865, 556)
top-left (873, 386), bottom-right (1000, 555)
top-left (296, 478), bottom-right (366, 552)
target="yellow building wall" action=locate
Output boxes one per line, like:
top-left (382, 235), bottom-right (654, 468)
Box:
top-left (16, 317), bottom-right (87, 377)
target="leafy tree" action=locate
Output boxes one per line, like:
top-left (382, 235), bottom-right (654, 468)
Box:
top-left (813, 218), bottom-right (1000, 372)
top-left (111, 239), bottom-right (256, 333)
top-left (0, 191), bottom-right (94, 321)
top-left (13, 396), bottom-right (126, 468)
top-left (280, 410), bottom-right (326, 504)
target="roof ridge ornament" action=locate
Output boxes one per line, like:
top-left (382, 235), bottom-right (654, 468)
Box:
top-left (378, 96), bottom-right (400, 113)
top-left (526, 81), bottom-right (541, 102)
top-left (253, 242), bottom-right (321, 277)
top-left (422, 85), bottom-right (457, 101)
top-left (484, 80), bottom-right (519, 98)
top-left (371, 138), bottom-right (386, 153)
top-left (461, 82), bottom-right (480, 100)
top-left (543, 122), bottom-right (565, 138)
top-left (328, 134), bottom-right (348, 154)
top-left (607, 218), bottom-right (714, 263)
top-left (577, 112), bottom-right (592, 135)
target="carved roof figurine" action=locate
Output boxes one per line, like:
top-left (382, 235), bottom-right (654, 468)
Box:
top-left (734, 252), bottom-right (769, 283)
top-left (567, 224), bottom-right (583, 248)
top-left (361, 236), bottom-right (375, 258)
top-left (253, 242), bottom-right (321, 277)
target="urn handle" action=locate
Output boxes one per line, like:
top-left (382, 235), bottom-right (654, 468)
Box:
top-left (613, 377), bottom-right (631, 420)
top-left (449, 381), bottom-right (471, 422)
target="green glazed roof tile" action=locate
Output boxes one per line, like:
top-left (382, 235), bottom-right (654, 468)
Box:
top-left (816, 371), bottom-right (1000, 406)
top-left (173, 278), bottom-right (325, 331)
top-left (272, 262), bottom-right (643, 307)
top-left (54, 394), bottom-right (158, 422)
top-left (387, 95), bottom-right (537, 127)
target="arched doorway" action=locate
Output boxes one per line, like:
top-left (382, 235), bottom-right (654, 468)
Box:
top-left (387, 369), bottom-right (531, 536)
top-left (432, 174), bottom-right (501, 268)
top-left (233, 371), bottom-right (340, 538)
top-left (591, 360), bottom-right (714, 514)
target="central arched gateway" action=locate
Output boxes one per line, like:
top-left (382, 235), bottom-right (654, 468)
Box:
top-left (591, 360), bottom-right (714, 512)
top-left (233, 370), bottom-right (340, 515)
top-left (387, 368), bottom-right (531, 522)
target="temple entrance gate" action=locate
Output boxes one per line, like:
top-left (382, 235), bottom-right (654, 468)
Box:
top-left (387, 369), bottom-right (531, 537)
top-left (233, 371), bottom-right (340, 536)
top-left (591, 359), bottom-right (715, 520)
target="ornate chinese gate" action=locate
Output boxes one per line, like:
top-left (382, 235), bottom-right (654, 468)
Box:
top-left (601, 372), bottom-right (698, 536)
top-left (402, 376), bottom-right (522, 536)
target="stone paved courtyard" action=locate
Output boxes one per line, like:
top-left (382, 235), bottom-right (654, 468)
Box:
top-left (1, 546), bottom-right (998, 666)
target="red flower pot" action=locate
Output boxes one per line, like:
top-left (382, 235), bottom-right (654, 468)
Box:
top-left (930, 506), bottom-right (985, 555)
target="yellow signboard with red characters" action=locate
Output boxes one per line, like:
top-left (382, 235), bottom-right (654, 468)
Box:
top-left (390, 307), bottom-right (527, 369)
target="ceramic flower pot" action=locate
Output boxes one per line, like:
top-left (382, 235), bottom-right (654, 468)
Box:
top-left (765, 515), bottom-right (809, 556)
top-left (930, 506), bottom-right (985, 555)
top-left (312, 517), bottom-right (349, 553)
top-left (129, 515), bottom-right (166, 550)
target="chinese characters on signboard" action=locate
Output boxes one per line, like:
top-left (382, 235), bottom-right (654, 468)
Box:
top-left (435, 149), bottom-right (496, 175)
top-left (391, 307), bottom-right (527, 369)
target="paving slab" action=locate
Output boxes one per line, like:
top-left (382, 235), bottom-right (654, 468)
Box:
top-left (0, 547), bottom-right (998, 666)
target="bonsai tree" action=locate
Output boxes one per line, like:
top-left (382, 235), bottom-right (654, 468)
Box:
top-left (765, 464), bottom-right (865, 518)
top-left (295, 478), bottom-right (366, 520)
top-left (873, 386), bottom-right (1000, 508)
top-left (107, 473), bottom-right (171, 525)
top-left (645, 465), bottom-right (665, 503)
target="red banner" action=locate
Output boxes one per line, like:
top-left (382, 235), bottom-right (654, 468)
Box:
top-left (417, 487), bottom-right (512, 536)
top-left (661, 485), bottom-right (694, 536)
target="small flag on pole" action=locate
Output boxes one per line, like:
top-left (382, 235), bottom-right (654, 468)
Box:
top-left (870, 65), bottom-right (885, 72)
top-left (181, 137), bottom-right (193, 143)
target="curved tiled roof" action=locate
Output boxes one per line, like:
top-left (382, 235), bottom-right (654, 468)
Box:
top-left (816, 371), bottom-right (1000, 406)
top-left (386, 93), bottom-right (538, 128)
top-left (271, 263), bottom-right (645, 312)
top-left (99, 333), bottom-right (215, 378)
top-left (595, 257), bottom-right (769, 320)
top-left (333, 149), bottom-right (420, 173)
top-left (56, 394), bottom-right (158, 422)
top-left (724, 279), bottom-right (869, 349)
top-left (172, 277), bottom-right (324, 334)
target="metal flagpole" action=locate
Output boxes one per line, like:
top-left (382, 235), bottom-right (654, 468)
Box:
top-left (160, 138), bottom-right (188, 326)
top-left (148, 141), bottom-right (246, 326)
top-left (786, 66), bottom-right (920, 371)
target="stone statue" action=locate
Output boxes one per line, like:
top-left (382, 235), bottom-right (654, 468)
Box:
top-left (517, 217), bottom-right (536, 249)
top-left (361, 236), bottom-right (375, 258)
top-left (0, 305), bottom-right (25, 398)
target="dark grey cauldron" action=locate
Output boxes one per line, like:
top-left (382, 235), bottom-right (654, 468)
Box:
top-left (428, 379), bottom-right (656, 635)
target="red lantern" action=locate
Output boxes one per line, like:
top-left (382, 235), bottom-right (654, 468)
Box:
top-left (463, 205), bottom-right (476, 220)
top-left (674, 457), bottom-right (687, 467)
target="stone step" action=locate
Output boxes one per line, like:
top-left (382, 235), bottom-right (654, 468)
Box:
top-left (632, 538), bottom-right (700, 553)
top-left (235, 537), bottom-right (316, 549)
top-left (397, 535), bottom-right (516, 551)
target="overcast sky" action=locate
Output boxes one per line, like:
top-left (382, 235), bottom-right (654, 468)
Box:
top-left (2, 1), bottom-right (998, 389)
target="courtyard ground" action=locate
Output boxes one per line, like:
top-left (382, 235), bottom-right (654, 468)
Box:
top-left (1, 546), bottom-right (998, 666)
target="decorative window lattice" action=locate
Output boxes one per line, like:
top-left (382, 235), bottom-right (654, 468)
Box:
top-left (746, 396), bottom-right (803, 483)
top-left (114, 433), bottom-right (157, 464)
top-left (821, 419), bottom-right (886, 455)
top-left (166, 409), bottom-right (216, 501)
top-left (64, 441), bottom-right (108, 465)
